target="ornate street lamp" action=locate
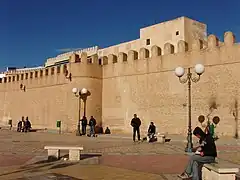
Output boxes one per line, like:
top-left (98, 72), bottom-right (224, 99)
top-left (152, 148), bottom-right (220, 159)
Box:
top-left (175, 64), bottom-right (205, 153)
top-left (72, 87), bottom-right (90, 136)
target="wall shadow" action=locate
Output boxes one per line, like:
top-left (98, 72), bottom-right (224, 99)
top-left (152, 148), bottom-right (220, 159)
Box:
top-left (80, 153), bottom-right (102, 160)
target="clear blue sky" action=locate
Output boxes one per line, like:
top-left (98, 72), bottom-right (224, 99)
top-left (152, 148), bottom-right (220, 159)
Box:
top-left (1, 0), bottom-right (240, 70)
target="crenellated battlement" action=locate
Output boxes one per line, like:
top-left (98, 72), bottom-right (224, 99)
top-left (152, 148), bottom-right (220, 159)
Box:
top-left (99, 31), bottom-right (237, 66)
top-left (45, 46), bottom-right (99, 67)
top-left (0, 52), bottom-right (102, 91)
top-left (0, 31), bottom-right (238, 88)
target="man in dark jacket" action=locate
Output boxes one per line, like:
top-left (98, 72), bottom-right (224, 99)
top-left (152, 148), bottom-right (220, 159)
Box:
top-left (178, 127), bottom-right (217, 180)
top-left (25, 117), bottom-right (31, 132)
top-left (81, 116), bottom-right (87, 135)
top-left (130, 114), bottom-right (141, 142)
top-left (89, 116), bottom-right (96, 137)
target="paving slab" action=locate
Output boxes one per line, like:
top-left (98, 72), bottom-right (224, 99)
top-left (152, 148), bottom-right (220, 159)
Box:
top-left (0, 130), bottom-right (239, 180)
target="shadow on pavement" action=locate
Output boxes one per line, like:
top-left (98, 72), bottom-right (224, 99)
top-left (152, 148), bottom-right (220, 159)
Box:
top-left (13, 173), bottom-right (83, 180)
top-left (50, 162), bottom-right (77, 170)
top-left (80, 153), bottom-right (102, 160)
top-left (0, 163), bottom-right (53, 177)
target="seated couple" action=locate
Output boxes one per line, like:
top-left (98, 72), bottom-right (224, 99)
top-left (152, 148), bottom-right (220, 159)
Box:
top-left (178, 127), bottom-right (217, 180)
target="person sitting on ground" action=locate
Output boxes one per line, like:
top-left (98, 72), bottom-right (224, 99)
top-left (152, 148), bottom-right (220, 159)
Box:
top-left (147, 122), bottom-right (157, 142)
top-left (148, 122), bottom-right (156, 138)
top-left (178, 126), bottom-right (217, 180)
top-left (105, 127), bottom-right (111, 134)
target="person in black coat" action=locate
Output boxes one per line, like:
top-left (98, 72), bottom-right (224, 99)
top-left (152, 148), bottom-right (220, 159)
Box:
top-left (178, 127), bottom-right (217, 180)
top-left (148, 122), bottom-right (156, 139)
top-left (130, 114), bottom-right (141, 142)
top-left (81, 116), bottom-right (87, 135)
top-left (25, 117), bottom-right (31, 132)
top-left (89, 116), bottom-right (96, 137)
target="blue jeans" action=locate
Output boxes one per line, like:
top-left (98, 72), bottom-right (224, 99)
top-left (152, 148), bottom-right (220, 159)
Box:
top-left (185, 154), bottom-right (215, 180)
top-left (90, 125), bottom-right (95, 136)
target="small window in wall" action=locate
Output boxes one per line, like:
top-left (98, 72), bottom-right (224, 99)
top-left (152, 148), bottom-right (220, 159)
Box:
top-left (30, 72), bottom-right (33, 79)
top-left (146, 39), bottom-right (151, 45)
top-left (176, 31), bottom-right (179, 36)
top-left (35, 71), bottom-right (38, 78)
top-left (25, 73), bottom-right (28, 79)
top-left (16, 75), bottom-right (19, 81)
top-left (12, 76), bottom-right (15, 81)
top-left (21, 74), bottom-right (24, 80)
top-left (8, 76), bottom-right (11, 82)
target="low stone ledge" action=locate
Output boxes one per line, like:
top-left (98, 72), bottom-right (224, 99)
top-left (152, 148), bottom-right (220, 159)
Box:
top-left (202, 161), bottom-right (239, 180)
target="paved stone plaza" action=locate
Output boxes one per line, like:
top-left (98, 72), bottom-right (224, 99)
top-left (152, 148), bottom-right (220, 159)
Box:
top-left (0, 130), bottom-right (239, 180)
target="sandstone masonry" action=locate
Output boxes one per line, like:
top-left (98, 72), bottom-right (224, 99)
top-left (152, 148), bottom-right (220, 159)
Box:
top-left (0, 17), bottom-right (239, 136)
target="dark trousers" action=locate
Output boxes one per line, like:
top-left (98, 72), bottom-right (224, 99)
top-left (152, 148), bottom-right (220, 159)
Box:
top-left (82, 125), bottom-right (86, 135)
top-left (133, 127), bottom-right (140, 141)
top-left (90, 125), bottom-right (95, 136)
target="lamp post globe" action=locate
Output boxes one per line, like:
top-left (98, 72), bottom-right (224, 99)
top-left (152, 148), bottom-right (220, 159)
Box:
top-left (175, 67), bottom-right (185, 77)
top-left (72, 87), bottom-right (78, 94)
top-left (81, 88), bottom-right (88, 95)
top-left (195, 64), bottom-right (205, 75)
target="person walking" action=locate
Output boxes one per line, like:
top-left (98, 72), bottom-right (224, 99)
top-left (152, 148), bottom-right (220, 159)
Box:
top-left (89, 116), bottom-right (96, 137)
top-left (130, 114), bottom-right (141, 142)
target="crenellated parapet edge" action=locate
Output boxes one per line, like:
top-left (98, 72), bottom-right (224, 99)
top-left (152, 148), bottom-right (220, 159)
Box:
top-left (100, 31), bottom-right (237, 65)
top-left (0, 52), bottom-right (102, 85)
top-left (0, 31), bottom-right (237, 85)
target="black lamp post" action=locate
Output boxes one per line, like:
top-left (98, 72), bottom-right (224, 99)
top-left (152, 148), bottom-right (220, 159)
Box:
top-left (72, 87), bottom-right (89, 136)
top-left (175, 64), bottom-right (205, 153)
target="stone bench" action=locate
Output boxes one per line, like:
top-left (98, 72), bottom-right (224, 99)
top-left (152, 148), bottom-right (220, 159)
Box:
top-left (202, 161), bottom-right (239, 180)
top-left (44, 146), bottom-right (83, 161)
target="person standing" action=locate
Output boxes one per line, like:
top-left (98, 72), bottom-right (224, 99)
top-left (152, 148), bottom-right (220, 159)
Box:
top-left (81, 116), bottom-right (87, 135)
top-left (21, 116), bottom-right (25, 132)
top-left (89, 116), bottom-right (96, 137)
top-left (25, 116), bottom-right (31, 132)
top-left (17, 116), bottom-right (24, 132)
top-left (131, 114), bottom-right (141, 142)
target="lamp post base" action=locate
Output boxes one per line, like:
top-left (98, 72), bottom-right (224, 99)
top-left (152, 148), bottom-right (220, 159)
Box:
top-left (185, 132), bottom-right (193, 153)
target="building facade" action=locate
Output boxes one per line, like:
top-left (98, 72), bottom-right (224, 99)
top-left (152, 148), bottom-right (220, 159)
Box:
top-left (0, 17), bottom-right (239, 137)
